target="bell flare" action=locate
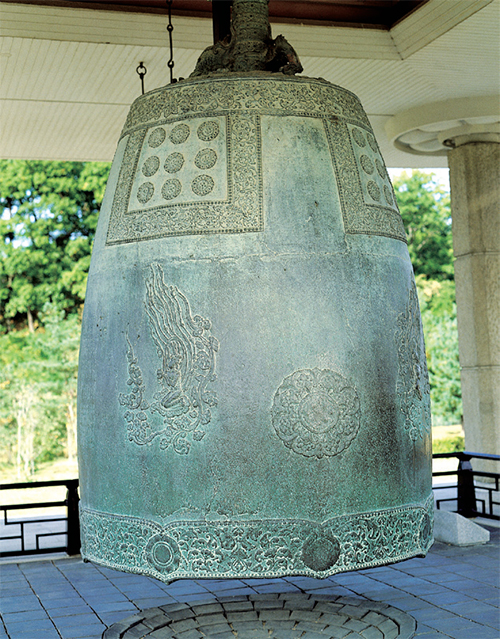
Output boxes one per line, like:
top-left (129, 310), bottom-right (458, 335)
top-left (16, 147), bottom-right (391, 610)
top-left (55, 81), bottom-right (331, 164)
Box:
top-left (77, 73), bottom-right (433, 582)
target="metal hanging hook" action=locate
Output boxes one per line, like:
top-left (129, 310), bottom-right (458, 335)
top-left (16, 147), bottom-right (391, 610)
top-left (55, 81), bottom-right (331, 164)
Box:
top-left (136, 61), bottom-right (147, 95)
top-left (166, 0), bottom-right (177, 83)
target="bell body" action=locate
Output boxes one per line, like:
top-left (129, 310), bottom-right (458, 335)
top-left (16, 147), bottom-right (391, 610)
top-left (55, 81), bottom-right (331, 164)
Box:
top-left (78, 73), bottom-right (433, 581)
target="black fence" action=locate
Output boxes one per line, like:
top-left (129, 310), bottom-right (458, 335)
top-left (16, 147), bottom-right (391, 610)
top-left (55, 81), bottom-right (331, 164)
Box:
top-left (433, 451), bottom-right (500, 520)
top-left (0, 452), bottom-right (498, 558)
top-left (0, 479), bottom-right (80, 558)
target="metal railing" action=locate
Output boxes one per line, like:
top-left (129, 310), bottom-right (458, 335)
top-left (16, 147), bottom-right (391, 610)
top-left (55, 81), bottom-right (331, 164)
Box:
top-left (432, 451), bottom-right (500, 520)
top-left (0, 452), bottom-right (498, 558)
top-left (0, 479), bottom-right (80, 558)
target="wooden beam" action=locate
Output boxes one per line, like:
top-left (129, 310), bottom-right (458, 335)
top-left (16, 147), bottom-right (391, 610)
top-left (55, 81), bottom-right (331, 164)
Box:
top-left (212, 0), bottom-right (231, 44)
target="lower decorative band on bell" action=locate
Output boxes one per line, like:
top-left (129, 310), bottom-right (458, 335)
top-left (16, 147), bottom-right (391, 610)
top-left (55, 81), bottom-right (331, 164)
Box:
top-left (79, 494), bottom-right (434, 581)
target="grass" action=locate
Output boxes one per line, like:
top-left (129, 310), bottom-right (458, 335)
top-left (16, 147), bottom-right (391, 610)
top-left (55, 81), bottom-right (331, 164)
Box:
top-left (432, 423), bottom-right (464, 453)
top-left (0, 457), bottom-right (78, 517)
top-left (0, 457), bottom-right (78, 484)
top-left (431, 424), bottom-right (464, 481)
top-left (0, 427), bottom-right (465, 513)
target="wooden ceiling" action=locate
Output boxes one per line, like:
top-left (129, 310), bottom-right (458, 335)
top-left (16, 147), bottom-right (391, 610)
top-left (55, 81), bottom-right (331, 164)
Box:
top-left (3, 0), bottom-right (428, 29)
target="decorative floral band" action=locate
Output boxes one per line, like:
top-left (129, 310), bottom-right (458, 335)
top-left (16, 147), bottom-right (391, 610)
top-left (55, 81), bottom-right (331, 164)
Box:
top-left (108, 75), bottom-right (405, 245)
top-left (121, 75), bottom-right (370, 138)
top-left (80, 494), bottom-right (433, 582)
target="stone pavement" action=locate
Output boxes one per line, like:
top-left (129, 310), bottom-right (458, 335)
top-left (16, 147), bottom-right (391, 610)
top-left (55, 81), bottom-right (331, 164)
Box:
top-left (0, 523), bottom-right (498, 639)
top-left (101, 593), bottom-right (418, 639)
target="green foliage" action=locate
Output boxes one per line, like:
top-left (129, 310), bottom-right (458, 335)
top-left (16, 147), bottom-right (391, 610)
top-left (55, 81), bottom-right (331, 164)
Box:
top-left (393, 171), bottom-right (453, 281)
top-left (0, 160), bottom-right (110, 333)
top-left (392, 171), bottom-right (461, 426)
top-left (0, 305), bottom-right (81, 476)
top-left (0, 160), bottom-right (108, 476)
top-left (0, 163), bottom-right (463, 472)
top-left (432, 435), bottom-right (465, 454)
top-left (416, 276), bottom-right (462, 426)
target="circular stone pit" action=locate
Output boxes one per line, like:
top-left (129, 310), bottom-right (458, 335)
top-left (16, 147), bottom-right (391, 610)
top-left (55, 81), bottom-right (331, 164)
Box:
top-left (103, 593), bottom-right (416, 638)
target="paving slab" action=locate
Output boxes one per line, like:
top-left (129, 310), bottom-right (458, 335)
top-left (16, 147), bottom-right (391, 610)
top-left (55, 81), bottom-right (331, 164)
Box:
top-left (0, 525), bottom-right (498, 639)
top-left (49, 605), bottom-right (94, 618)
top-left (96, 595), bottom-right (418, 638)
top-left (2, 619), bottom-right (57, 634)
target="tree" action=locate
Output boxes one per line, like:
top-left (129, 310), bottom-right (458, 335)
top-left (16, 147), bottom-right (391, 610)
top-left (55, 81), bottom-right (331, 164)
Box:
top-left (393, 171), bottom-right (453, 281)
top-left (0, 160), bottom-right (108, 475)
top-left (0, 160), bottom-right (110, 333)
top-left (393, 171), bottom-right (462, 426)
top-left (0, 305), bottom-right (81, 476)
top-left (416, 276), bottom-right (462, 425)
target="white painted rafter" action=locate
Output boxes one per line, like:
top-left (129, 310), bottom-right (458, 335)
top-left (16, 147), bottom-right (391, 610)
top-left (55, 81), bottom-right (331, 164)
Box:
top-left (0, 0), bottom-right (498, 166)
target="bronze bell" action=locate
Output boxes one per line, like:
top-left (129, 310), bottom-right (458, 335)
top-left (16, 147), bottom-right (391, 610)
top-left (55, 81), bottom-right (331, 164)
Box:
top-left (77, 0), bottom-right (433, 581)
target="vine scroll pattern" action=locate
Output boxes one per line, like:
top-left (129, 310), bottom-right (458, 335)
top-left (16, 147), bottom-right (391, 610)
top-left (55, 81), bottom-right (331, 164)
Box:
top-left (80, 494), bottom-right (433, 582)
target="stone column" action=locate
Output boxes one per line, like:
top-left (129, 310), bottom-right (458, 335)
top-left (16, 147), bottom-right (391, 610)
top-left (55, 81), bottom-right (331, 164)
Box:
top-left (447, 140), bottom-right (500, 466)
top-left (386, 99), bottom-right (500, 471)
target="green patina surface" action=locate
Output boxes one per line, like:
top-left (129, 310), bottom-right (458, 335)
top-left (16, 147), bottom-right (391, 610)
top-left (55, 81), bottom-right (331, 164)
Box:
top-left (77, 72), bottom-right (432, 581)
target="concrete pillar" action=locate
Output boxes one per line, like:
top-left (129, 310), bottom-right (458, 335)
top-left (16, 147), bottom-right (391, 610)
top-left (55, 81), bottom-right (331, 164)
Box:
top-left (448, 141), bottom-right (500, 464)
top-left (386, 98), bottom-right (499, 473)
